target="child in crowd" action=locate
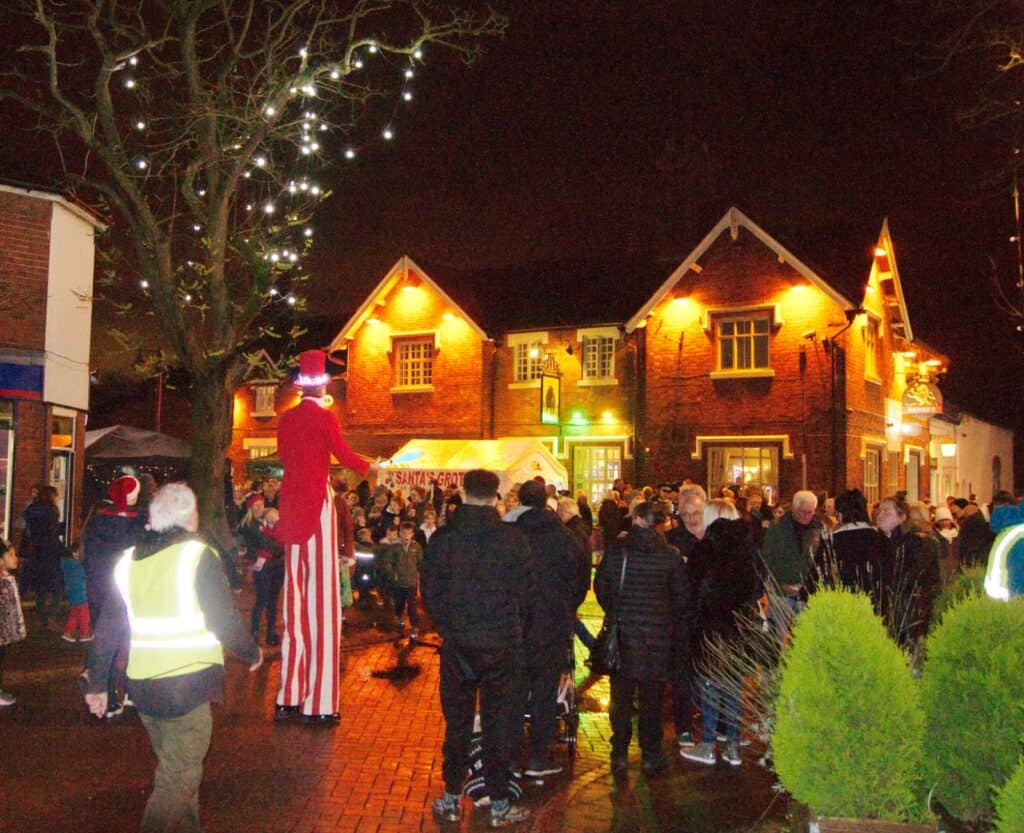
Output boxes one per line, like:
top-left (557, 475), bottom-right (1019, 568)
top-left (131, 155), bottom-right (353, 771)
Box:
top-left (376, 520), bottom-right (423, 638)
top-left (0, 536), bottom-right (26, 706)
top-left (61, 540), bottom-right (91, 643)
top-left (250, 508), bottom-right (285, 646)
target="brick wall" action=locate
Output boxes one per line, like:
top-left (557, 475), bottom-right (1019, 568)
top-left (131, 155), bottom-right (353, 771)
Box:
top-left (638, 228), bottom-right (865, 498)
top-left (0, 190), bottom-right (51, 352)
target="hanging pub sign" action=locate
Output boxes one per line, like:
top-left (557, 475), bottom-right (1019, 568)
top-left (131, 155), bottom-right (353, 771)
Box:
top-left (901, 377), bottom-right (943, 417)
top-left (540, 372), bottom-right (560, 425)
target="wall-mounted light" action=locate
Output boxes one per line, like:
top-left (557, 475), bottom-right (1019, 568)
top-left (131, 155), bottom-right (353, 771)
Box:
top-left (442, 312), bottom-right (455, 321)
top-left (874, 246), bottom-right (887, 258)
top-left (366, 316), bottom-right (381, 325)
top-left (940, 441), bottom-right (957, 457)
top-left (601, 410), bottom-right (615, 424)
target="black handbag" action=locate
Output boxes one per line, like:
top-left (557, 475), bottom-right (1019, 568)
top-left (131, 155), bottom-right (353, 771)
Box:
top-left (591, 553), bottom-right (627, 676)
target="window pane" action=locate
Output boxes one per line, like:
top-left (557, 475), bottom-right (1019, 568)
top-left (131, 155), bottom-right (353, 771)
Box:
top-left (754, 334), bottom-right (769, 367)
top-left (720, 338), bottom-right (733, 369)
top-left (397, 339), bottom-right (434, 387)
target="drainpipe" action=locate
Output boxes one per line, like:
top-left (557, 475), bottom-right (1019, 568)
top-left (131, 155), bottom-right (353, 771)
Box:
top-left (827, 308), bottom-right (863, 496)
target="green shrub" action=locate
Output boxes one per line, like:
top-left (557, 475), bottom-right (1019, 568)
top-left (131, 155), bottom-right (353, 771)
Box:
top-left (995, 757), bottom-right (1024, 833)
top-left (931, 566), bottom-right (986, 623)
top-left (921, 595), bottom-right (1024, 825)
top-left (772, 589), bottom-right (925, 821)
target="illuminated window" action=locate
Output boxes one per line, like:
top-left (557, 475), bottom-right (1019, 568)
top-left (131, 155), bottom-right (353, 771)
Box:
top-left (707, 444), bottom-right (778, 495)
top-left (863, 318), bottom-right (880, 380)
top-left (252, 385), bottom-right (276, 416)
top-left (514, 342), bottom-right (544, 382)
top-left (718, 314), bottom-right (770, 371)
top-left (864, 446), bottom-right (881, 504)
top-left (582, 335), bottom-right (615, 379)
top-left (395, 338), bottom-right (434, 388)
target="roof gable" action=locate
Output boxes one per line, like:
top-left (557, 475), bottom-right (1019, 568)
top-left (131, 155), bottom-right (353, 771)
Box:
top-left (871, 218), bottom-right (914, 343)
top-left (625, 207), bottom-right (858, 333)
top-left (329, 255), bottom-right (489, 351)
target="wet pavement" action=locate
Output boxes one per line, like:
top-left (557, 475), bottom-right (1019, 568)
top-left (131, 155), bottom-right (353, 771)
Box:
top-left (1, 585), bottom-right (792, 833)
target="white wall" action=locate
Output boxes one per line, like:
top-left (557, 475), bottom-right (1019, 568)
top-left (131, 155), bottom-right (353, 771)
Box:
top-left (932, 411), bottom-right (1015, 503)
top-left (43, 203), bottom-right (96, 410)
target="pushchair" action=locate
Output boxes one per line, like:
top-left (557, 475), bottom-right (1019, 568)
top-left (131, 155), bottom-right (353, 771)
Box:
top-left (523, 641), bottom-right (580, 753)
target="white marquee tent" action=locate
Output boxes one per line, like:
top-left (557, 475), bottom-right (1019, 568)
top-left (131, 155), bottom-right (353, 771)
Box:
top-left (378, 438), bottom-right (567, 497)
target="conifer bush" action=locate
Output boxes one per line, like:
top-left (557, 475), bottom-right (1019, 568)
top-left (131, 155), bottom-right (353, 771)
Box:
top-left (772, 589), bottom-right (925, 822)
top-left (921, 596), bottom-right (1024, 825)
top-left (995, 757), bottom-right (1024, 833)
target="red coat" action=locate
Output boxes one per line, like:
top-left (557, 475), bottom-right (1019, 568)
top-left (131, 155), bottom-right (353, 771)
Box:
top-left (277, 398), bottom-right (369, 544)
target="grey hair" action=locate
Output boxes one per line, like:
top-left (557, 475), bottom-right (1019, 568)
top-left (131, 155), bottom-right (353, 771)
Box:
top-left (679, 483), bottom-right (708, 503)
top-left (792, 490), bottom-right (818, 511)
top-left (556, 496), bottom-right (580, 517)
top-left (702, 498), bottom-right (739, 527)
top-left (148, 482), bottom-right (199, 533)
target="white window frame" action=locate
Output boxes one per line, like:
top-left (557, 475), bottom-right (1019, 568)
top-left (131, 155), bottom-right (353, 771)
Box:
top-left (243, 437), bottom-right (277, 459)
top-left (507, 332), bottom-right (549, 387)
top-left (864, 444), bottom-right (882, 505)
top-left (715, 313), bottom-right (771, 374)
top-left (576, 326), bottom-right (618, 386)
top-left (251, 384), bottom-right (277, 417)
top-left (391, 334), bottom-right (436, 392)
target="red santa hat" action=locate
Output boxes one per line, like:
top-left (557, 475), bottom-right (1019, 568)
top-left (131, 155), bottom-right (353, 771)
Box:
top-left (108, 475), bottom-right (141, 513)
top-left (295, 349), bottom-right (331, 387)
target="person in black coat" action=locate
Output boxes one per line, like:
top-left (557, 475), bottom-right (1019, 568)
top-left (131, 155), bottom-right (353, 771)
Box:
top-left (22, 485), bottom-right (65, 626)
top-left (513, 482), bottom-right (588, 777)
top-left (681, 501), bottom-right (763, 768)
top-left (420, 469), bottom-right (535, 827)
top-left (595, 500), bottom-right (688, 775)
top-left (817, 488), bottom-right (888, 596)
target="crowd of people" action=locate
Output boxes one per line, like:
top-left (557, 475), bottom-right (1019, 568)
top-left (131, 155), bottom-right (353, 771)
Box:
top-left (1, 431), bottom-right (1021, 831)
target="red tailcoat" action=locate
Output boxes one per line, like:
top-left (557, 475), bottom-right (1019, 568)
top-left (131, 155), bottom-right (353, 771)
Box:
top-left (276, 398), bottom-right (369, 544)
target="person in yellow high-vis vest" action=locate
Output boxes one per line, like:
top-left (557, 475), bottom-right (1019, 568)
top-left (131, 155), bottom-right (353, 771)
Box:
top-left (83, 483), bottom-right (261, 833)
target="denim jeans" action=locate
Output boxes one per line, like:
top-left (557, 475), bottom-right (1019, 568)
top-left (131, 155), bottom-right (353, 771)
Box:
top-left (700, 676), bottom-right (741, 743)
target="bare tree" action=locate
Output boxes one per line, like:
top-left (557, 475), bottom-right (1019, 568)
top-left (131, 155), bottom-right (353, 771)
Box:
top-left (0, 0), bottom-right (506, 544)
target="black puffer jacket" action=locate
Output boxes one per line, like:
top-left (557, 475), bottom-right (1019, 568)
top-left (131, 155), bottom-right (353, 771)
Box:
top-left (516, 508), bottom-right (589, 650)
top-left (689, 518), bottom-right (763, 663)
top-left (421, 503), bottom-right (536, 650)
top-left (594, 525), bottom-right (688, 682)
top-left (82, 502), bottom-right (148, 607)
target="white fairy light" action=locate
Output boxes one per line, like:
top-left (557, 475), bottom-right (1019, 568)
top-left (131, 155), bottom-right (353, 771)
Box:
top-left (139, 279), bottom-right (149, 289)
top-left (265, 105), bottom-right (276, 116)
top-left (310, 141), bottom-right (320, 152)
top-left (124, 77), bottom-right (136, 89)
top-left (135, 120), bottom-right (146, 131)
top-left (254, 156), bottom-right (267, 167)
top-left (354, 58), bottom-right (364, 69)
top-left (270, 252), bottom-right (280, 262)
top-left (310, 185), bottom-right (321, 195)
top-left (404, 68), bottom-right (414, 80)
top-left (299, 46), bottom-right (308, 58)
top-left (289, 253), bottom-right (299, 262)
top-left (136, 158), bottom-right (149, 169)
top-left (245, 203), bottom-right (253, 211)
top-left (403, 91), bottom-right (413, 101)
top-left (192, 224), bottom-right (201, 231)
top-left (413, 48), bottom-right (423, 60)
top-left (344, 148), bottom-right (356, 159)
top-left (184, 293), bottom-right (192, 302)
top-left (319, 124), bottom-right (328, 132)
top-left (129, 55), bottom-right (139, 66)
top-left (197, 189), bottom-right (206, 196)
top-left (299, 181), bottom-right (309, 191)
top-left (382, 127), bottom-right (394, 140)
top-left (243, 170), bottom-right (252, 177)
top-left (263, 202), bottom-right (275, 214)
top-left (330, 69), bottom-right (340, 80)
top-left (300, 146), bottom-right (311, 155)
top-left (286, 295), bottom-right (297, 305)
top-left (301, 84), bottom-right (317, 97)
top-left (304, 227), bottom-right (313, 237)
top-left (368, 43), bottom-right (378, 53)
top-left (269, 287), bottom-right (279, 296)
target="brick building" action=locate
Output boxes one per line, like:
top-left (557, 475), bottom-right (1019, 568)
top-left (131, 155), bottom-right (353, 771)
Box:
top-left (229, 208), bottom-right (949, 505)
top-left (0, 183), bottom-right (105, 542)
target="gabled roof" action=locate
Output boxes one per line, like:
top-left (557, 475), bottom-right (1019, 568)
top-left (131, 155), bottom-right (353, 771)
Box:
top-left (329, 255), bottom-right (488, 351)
top-left (626, 207), bottom-right (859, 333)
top-left (0, 180), bottom-right (108, 231)
top-left (872, 218), bottom-right (914, 343)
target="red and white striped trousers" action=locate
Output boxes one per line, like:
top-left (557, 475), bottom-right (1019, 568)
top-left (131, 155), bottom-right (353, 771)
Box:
top-left (277, 485), bottom-right (340, 716)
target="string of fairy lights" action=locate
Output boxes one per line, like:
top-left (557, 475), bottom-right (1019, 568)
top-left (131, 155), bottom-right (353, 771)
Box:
top-left (116, 36), bottom-right (426, 314)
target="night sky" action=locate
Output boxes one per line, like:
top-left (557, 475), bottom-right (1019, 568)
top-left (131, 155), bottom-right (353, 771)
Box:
top-left (1, 2), bottom-right (1020, 428)
top-left (301, 1), bottom-right (1022, 427)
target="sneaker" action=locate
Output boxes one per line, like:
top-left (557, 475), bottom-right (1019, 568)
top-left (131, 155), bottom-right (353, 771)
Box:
top-left (722, 742), bottom-right (742, 766)
top-left (61, 633), bottom-right (77, 643)
top-left (432, 791), bottom-right (461, 823)
top-left (524, 758), bottom-right (563, 777)
top-left (716, 732), bottom-right (750, 746)
top-left (78, 633), bottom-right (94, 643)
top-left (104, 702), bottom-right (125, 719)
top-left (490, 799), bottom-right (530, 828)
top-left (677, 731), bottom-right (695, 747)
top-left (680, 741), bottom-right (716, 765)
top-left (0, 689), bottom-right (16, 707)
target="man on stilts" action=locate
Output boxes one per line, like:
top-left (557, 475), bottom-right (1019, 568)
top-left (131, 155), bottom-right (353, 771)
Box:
top-left (274, 350), bottom-right (373, 724)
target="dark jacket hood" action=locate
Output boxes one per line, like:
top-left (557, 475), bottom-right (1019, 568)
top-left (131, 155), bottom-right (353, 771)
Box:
top-left (623, 524), bottom-right (673, 553)
top-left (515, 506), bottom-right (561, 533)
top-left (703, 518), bottom-right (754, 554)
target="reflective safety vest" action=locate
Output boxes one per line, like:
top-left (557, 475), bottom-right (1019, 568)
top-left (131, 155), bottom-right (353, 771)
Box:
top-left (985, 522), bottom-right (1024, 601)
top-left (114, 539), bottom-right (223, 680)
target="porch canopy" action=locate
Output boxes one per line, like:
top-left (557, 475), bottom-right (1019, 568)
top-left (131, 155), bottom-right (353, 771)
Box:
top-left (378, 438), bottom-right (567, 497)
top-left (85, 424), bottom-right (191, 462)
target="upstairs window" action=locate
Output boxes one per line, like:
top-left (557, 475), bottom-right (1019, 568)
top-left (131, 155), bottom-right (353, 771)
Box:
top-left (582, 335), bottom-right (615, 379)
top-left (718, 314), bottom-right (770, 372)
top-left (514, 342), bottom-right (544, 382)
top-left (863, 317), bottom-right (880, 380)
top-left (252, 385), bottom-right (277, 417)
top-left (395, 337), bottom-right (434, 389)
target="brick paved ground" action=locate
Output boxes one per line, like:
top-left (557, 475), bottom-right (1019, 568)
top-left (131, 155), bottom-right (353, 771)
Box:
top-left (0, 586), bottom-right (792, 833)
